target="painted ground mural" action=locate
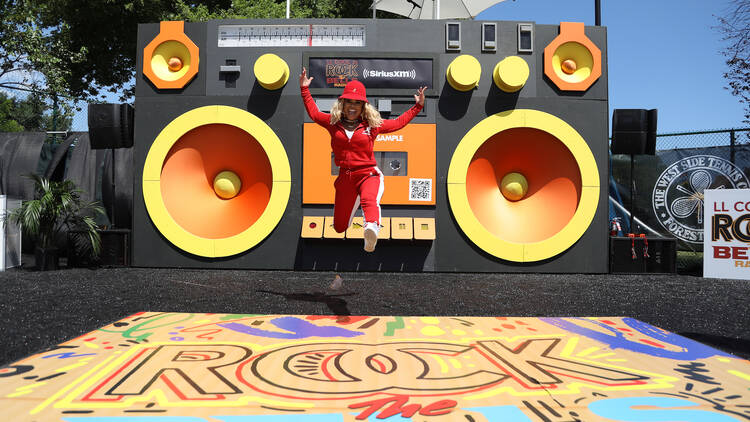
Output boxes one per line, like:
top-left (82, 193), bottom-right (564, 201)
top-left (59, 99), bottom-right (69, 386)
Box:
top-left (1, 313), bottom-right (748, 421)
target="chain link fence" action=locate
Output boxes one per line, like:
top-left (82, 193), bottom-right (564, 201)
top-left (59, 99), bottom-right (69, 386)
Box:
top-left (656, 127), bottom-right (750, 150)
top-left (69, 111), bottom-right (88, 133)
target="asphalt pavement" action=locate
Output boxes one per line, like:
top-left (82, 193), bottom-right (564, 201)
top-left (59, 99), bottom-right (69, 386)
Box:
top-left (1, 264), bottom-right (748, 366)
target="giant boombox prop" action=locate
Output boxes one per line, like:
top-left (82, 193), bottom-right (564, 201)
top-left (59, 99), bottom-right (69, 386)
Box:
top-left (133, 19), bottom-right (609, 272)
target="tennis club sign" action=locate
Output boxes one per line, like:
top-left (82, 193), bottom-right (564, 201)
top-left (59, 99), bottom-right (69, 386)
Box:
top-left (652, 155), bottom-right (749, 244)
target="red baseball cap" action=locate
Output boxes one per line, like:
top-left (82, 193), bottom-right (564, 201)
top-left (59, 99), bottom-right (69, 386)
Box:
top-left (338, 80), bottom-right (368, 103)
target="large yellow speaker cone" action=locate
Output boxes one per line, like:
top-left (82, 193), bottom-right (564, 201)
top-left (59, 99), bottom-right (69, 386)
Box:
top-left (447, 109), bottom-right (600, 262)
top-left (143, 105), bottom-right (291, 258)
top-left (161, 124), bottom-right (272, 239)
top-left (467, 128), bottom-right (581, 244)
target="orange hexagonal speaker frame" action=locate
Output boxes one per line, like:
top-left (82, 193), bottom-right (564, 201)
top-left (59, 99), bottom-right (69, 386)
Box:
top-left (544, 22), bottom-right (601, 91)
top-left (143, 21), bottom-right (199, 90)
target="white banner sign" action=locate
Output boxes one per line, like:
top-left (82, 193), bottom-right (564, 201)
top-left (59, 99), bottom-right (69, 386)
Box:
top-left (703, 189), bottom-right (750, 280)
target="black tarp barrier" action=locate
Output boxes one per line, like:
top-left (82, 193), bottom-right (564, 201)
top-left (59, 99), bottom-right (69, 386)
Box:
top-left (101, 147), bottom-right (134, 229)
top-left (0, 132), bottom-right (46, 199)
top-left (42, 135), bottom-right (78, 180)
top-left (611, 145), bottom-right (750, 251)
top-left (1, 131), bottom-right (133, 229)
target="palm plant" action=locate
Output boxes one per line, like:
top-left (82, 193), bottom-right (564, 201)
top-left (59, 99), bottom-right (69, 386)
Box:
top-left (4, 174), bottom-right (105, 269)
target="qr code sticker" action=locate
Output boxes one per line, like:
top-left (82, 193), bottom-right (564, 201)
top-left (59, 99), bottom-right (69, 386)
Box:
top-left (409, 178), bottom-right (432, 201)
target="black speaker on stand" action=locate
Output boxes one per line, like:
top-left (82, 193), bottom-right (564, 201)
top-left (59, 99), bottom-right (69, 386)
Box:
top-left (88, 103), bottom-right (134, 150)
top-left (611, 108), bottom-right (657, 234)
top-left (610, 109), bottom-right (676, 273)
top-left (87, 103), bottom-right (134, 266)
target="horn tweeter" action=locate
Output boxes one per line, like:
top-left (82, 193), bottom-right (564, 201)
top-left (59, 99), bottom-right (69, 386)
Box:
top-left (143, 21), bottom-right (200, 90)
top-left (544, 22), bottom-right (601, 91)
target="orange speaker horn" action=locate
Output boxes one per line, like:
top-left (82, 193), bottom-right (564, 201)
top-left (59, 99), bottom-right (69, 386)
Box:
top-left (447, 109), bottom-right (600, 262)
top-left (143, 106), bottom-right (291, 258)
top-left (543, 22), bottom-right (601, 91)
top-left (143, 21), bottom-right (200, 90)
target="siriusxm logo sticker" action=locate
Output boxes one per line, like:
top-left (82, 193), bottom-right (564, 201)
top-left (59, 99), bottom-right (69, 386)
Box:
top-left (363, 68), bottom-right (417, 80)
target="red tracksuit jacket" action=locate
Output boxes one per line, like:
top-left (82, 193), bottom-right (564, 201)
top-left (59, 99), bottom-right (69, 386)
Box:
top-left (301, 86), bottom-right (423, 169)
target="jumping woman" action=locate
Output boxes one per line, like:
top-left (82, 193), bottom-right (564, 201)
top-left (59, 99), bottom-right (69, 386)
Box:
top-left (300, 67), bottom-right (426, 252)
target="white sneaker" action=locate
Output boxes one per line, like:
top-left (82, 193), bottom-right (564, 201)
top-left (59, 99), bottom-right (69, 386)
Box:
top-left (363, 222), bottom-right (379, 252)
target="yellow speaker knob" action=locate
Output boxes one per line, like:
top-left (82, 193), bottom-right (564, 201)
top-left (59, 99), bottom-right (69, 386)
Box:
top-left (493, 56), bottom-right (529, 93)
top-left (254, 53), bottom-right (290, 90)
top-left (446, 55), bottom-right (481, 92)
top-left (214, 170), bottom-right (242, 199)
top-left (500, 172), bottom-right (528, 201)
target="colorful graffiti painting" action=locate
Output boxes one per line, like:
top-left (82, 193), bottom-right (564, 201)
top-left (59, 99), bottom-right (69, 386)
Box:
top-left (1, 313), bottom-right (748, 421)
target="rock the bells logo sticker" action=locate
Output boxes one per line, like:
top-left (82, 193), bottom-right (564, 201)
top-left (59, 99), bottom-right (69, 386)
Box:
top-left (308, 57), bottom-right (433, 90)
top-left (652, 155), bottom-right (749, 243)
top-left (324, 59), bottom-right (360, 88)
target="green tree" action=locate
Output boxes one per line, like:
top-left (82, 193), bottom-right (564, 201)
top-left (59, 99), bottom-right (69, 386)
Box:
top-left (12, 92), bottom-right (45, 130)
top-left (33, 0), bottom-right (195, 101)
top-left (0, 92), bottom-right (73, 133)
top-left (717, 0), bottom-right (750, 126)
top-left (1, 0), bottom-right (84, 135)
top-left (0, 1), bottom-right (86, 102)
top-left (2, 0), bottom-right (400, 105)
top-left (0, 93), bottom-right (25, 132)
top-left (168, 0), bottom-right (401, 21)
top-left (168, 0), bottom-right (334, 20)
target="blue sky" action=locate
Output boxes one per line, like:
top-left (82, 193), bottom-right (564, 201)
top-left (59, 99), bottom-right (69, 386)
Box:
top-left (477, 0), bottom-right (746, 133)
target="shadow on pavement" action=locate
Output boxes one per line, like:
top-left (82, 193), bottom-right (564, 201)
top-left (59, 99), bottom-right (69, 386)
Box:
top-left (256, 289), bottom-right (355, 316)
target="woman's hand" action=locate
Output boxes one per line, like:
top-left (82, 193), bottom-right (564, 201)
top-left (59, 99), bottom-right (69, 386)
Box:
top-left (414, 86), bottom-right (427, 106)
top-left (300, 67), bottom-right (313, 88)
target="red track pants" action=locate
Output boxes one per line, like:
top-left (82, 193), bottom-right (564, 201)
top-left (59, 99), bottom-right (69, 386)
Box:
top-left (333, 166), bottom-right (384, 233)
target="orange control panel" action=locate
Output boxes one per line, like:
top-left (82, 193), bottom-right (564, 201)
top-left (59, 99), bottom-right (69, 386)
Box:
top-left (303, 123), bottom-right (436, 205)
